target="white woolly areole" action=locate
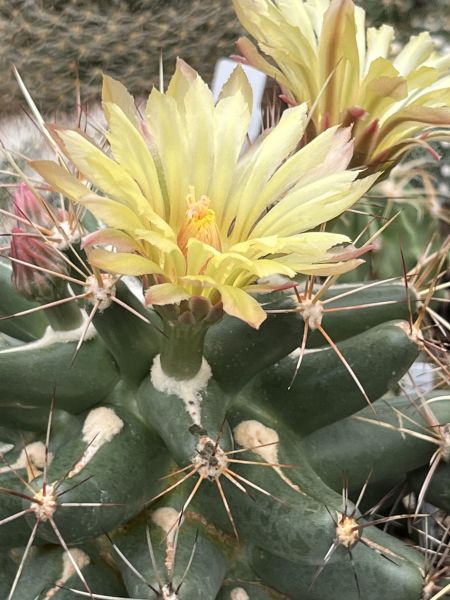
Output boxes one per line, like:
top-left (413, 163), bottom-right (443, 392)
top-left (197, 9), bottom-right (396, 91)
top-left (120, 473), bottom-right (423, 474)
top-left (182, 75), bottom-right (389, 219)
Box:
top-left (67, 407), bottom-right (124, 478)
top-left (161, 585), bottom-right (178, 600)
top-left (151, 355), bottom-right (212, 426)
top-left (152, 506), bottom-right (184, 575)
top-left (233, 420), bottom-right (301, 493)
top-left (0, 321), bottom-right (96, 355)
top-left (44, 549), bottom-right (90, 598)
top-left (85, 273), bottom-right (116, 311)
top-left (231, 588), bottom-right (250, 600)
top-left (151, 506), bottom-right (182, 544)
top-left (0, 441), bottom-right (53, 475)
top-left (31, 484), bottom-right (57, 521)
top-left (299, 298), bottom-right (323, 330)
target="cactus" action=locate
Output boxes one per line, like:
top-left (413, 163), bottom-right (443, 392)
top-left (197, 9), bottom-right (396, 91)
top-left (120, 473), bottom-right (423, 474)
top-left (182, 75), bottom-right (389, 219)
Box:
top-left (0, 0), bottom-right (243, 116)
top-left (1, 12), bottom-right (450, 600)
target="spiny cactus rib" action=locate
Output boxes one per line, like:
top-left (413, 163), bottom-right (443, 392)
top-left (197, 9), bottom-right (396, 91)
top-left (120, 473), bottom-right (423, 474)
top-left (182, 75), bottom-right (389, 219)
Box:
top-left (300, 393), bottom-right (450, 495)
top-left (241, 319), bottom-right (420, 436)
top-left (205, 281), bottom-right (418, 392)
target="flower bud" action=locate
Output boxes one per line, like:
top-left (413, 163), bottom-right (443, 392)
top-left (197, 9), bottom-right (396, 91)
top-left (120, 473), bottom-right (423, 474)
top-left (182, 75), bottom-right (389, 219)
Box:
top-left (9, 227), bottom-right (70, 303)
top-left (13, 183), bottom-right (53, 229)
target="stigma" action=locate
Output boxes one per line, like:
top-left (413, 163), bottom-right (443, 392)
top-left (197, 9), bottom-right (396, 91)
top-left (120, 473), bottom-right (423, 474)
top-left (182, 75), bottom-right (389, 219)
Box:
top-left (177, 186), bottom-right (222, 254)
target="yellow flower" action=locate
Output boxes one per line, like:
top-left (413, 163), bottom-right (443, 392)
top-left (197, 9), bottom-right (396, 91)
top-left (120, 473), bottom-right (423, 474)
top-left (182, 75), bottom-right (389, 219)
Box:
top-left (233, 0), bottom-right (450, 172)
top-left (32, 60), bottom-right (377, 328)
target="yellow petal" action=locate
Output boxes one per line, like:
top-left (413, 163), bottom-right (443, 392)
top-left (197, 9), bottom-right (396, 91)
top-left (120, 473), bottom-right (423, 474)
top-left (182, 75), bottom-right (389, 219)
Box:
top-left (219, 64), bottom-right (253, 113)
top-left (227, 103), bottom-right (309, 241)
top-left (102, 74), bottom-right (138, 129)
top-left (167, 58), bottom-right (198, 103)
top-left (104, 102), bottom-right (166, 219)
top-left (250, 259), bottom-right (296, 278)
top-left (88, 249), bottom-right (164, 276)
top-left (30, 160), bottom-right (90, 202)
top-left (217, 284), bottom-right (267, 329)
top-left (183, 71), bottom-right (215, 195)
top-left (82, 229), bottom-right (141, 252)
top-left (243, 127), bottom-right (353, 230)
top-left (76, 194), bottom-right (143, 231)
top-left (318, 0), bottom-right (360, 122)
top-left (185, 239), bottom-right (221, 277)
top-left (145, 89), bottom-right (189, 229)
top-left (393, 32), bottom-right (434, 76)
top-left (145, 283), bottom-right (190, 305)
top-left (235, 37), bottom-right (292, 92)
top-left (211, 85), bottom-right (252, 227)
top-left (286, 258), bottom-right (365, 276)
top-left (365, 25), bottom-right (395, 73)
top-left (252, 172), bottom-right (379, 237)
top-left (56, 129), bottom-right (148, 214)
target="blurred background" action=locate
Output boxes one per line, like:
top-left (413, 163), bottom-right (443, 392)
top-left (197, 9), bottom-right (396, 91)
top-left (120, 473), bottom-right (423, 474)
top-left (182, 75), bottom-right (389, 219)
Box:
top-left (0, 0), bottom-right (448, 116)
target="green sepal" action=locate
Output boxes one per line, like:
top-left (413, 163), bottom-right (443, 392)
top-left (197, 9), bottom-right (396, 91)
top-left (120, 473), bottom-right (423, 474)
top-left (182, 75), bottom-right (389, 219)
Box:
top-left (301, 392), bottom-right (450, 495)
top-left (250, 544), bottom-right (424, 600)
top-left (91, 280), bottom-right (163, 382)
top-left (6, 544), bottom-right (127, 599)
top-left (241, 320), bottom-right (419, 436)
top-left (0, 333), bottom-right (119, 412)
top-left (137, 368), bottom-right (232, 466)
top-left (28, 406), bottom-right (170, 544)
top-left (114, 505), bottom-right (228, 599)
top-left (206, 283), bottom-right (417, 393)
top-left (0, 257), bottom-right (48, 341)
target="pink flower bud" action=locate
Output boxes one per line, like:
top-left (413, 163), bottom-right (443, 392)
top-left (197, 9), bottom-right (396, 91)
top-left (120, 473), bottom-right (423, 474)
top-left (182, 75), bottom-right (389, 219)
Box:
top-left (9, 227), bottom-right (70, 303)
top-left (13, 183), bottom-right (53, 229)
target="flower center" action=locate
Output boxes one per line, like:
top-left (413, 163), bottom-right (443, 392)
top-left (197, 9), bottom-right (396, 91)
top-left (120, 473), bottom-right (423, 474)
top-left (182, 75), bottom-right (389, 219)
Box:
top-left (177, 186), bottom-right (222, 254)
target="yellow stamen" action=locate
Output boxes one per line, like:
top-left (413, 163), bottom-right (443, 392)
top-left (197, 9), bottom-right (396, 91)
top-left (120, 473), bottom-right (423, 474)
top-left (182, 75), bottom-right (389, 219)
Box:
top-left (177, 186), bottom-right (222, 254)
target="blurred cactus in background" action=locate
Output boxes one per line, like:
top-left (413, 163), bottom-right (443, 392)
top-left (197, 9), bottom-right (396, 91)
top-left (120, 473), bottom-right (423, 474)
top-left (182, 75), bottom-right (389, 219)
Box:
top-left (0, 0), bottom-right (243, 115)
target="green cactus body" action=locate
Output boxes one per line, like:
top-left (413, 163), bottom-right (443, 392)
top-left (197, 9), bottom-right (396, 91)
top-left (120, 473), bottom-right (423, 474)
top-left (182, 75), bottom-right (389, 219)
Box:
top-left (250, 545), bottom-right (424, 600)
top-left (25, 406), bottom-right (171, 545)
top-left (410, 461), bottom-right (450, 513)
top-left (0, 258), bottom-right (48, 342)
top-left (206, 282), bottom-right (418, 393)
top-left (0, 271), bottom-right (447, 598)
top-left (301, 392), bottom-right (450, 495)
top-left (240, 320), bottom-right (420, 436)
top-left (0, 330), bottom-right (119, 411)
top-left (8, 544), bottom-right (127, 598)
top-left (114, 507), bottom-right (229, 600)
